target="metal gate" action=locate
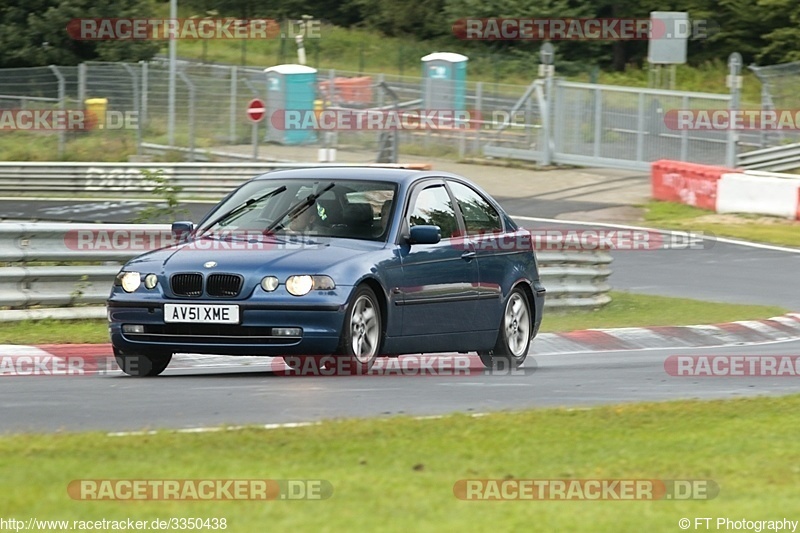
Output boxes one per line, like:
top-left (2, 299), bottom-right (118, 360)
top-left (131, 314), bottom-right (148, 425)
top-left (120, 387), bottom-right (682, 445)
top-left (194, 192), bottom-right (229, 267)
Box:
top-left (485, 80), bottom-right (738, 171)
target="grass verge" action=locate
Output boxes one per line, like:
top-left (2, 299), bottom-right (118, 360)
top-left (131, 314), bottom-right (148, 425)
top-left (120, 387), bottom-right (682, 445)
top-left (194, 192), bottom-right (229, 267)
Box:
top-left (643, 200), bottom-right (800, 248)
top-left (0, 292), bottom-right (788, 345)
top-left (1, 395), bottom-right (798, 531)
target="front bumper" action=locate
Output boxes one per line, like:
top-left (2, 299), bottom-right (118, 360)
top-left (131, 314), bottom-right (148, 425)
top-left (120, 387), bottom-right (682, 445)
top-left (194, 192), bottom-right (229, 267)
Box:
top-left (108, 292), bottom-right (350, 356)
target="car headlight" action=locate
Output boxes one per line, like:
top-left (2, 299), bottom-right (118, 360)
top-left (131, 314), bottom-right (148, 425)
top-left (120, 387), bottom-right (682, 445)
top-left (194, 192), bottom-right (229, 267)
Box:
top-left (261, 276), bottom-right (279, 292)
top-left (285, 275), bottom-right (336, 296)
top-left (286, 275), bottom-right (314, 296)
top-left (117, 271), bottom-right (141, 293)
top-left (144, 273), bottom-right (159, 290)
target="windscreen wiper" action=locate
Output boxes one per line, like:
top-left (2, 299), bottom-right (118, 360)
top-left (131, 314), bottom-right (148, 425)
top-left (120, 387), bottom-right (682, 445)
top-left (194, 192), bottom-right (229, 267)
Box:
top-left (263, 182), bottom-right (335, 234)
top-left (197, 185), bottom-right (287, 237)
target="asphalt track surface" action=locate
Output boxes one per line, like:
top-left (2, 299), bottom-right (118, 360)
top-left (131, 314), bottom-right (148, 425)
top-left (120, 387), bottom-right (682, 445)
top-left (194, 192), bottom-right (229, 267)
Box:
top-left (1, 196), bottom-right (799, 434)
top-left (2, 340), bottom-right (800, 434)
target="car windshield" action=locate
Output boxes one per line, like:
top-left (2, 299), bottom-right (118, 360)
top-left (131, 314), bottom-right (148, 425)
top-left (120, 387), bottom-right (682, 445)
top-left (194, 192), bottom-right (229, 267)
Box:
top-left (197, 178), bottom-right (398, 242)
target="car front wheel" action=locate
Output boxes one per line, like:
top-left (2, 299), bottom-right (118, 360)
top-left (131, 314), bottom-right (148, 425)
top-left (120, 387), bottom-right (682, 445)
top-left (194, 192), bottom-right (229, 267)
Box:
top-left (114, 348), bottom-right (172, 377)
top-left (479, 287), bottom-right (532, 370)
top-left (338, 285), bottom-right (383, 375)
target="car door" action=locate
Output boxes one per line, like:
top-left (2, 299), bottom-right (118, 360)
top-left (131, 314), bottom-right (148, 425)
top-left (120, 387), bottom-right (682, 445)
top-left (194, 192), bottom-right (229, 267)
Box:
top-left (397, 180), bottom-right (480, 336)
top-left (446, 179), bottom-right (508, 332)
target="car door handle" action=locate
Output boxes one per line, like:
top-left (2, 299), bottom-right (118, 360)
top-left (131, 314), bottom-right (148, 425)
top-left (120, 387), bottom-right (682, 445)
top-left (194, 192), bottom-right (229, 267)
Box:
top-left (461, 251), bottom-right (476, 261)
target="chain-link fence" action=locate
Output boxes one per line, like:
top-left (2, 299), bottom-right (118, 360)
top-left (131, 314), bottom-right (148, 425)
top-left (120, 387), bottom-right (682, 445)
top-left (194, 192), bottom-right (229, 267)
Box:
top-left (0, 58), bottom-right (777, 169)
top-left (748, 61), bottom-right (800, 147)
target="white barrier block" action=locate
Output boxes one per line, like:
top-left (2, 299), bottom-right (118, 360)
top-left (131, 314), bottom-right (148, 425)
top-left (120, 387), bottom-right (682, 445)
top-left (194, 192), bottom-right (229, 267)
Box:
top-left (716, 172), bottom-right (800, 219)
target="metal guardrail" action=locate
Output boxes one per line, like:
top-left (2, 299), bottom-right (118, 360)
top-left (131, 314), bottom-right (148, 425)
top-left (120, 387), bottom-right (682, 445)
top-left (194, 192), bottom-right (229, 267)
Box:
top-left (0, 223), bottom-right (612, 320)
top-left (0, 162), bottom-right (433, 198)
top-left (737, 142), bottom-right (800, 171)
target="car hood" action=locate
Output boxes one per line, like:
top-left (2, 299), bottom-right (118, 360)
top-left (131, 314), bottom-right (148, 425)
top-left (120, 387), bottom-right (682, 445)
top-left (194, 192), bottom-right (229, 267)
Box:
top-left (125, 236), bottom-right (385, 277)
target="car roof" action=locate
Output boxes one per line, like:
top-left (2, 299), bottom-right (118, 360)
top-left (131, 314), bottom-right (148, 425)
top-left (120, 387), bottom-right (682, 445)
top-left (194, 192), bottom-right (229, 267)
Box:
top-left (251, 166), bottom-right (463, 187)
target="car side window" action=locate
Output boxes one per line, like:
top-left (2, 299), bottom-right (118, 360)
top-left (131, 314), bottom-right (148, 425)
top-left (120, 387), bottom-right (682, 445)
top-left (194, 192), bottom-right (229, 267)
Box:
top-left (447, 181), bottom-right (503, 235)
top-left (408, 185), bottom-right (459, 239)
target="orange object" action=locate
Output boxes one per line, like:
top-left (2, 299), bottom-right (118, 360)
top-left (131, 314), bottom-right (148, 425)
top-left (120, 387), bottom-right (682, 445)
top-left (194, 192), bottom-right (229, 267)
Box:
top-left (319, 77), bottom-right (373, 105)
top-left (651, 160), bottom-right (735, 211)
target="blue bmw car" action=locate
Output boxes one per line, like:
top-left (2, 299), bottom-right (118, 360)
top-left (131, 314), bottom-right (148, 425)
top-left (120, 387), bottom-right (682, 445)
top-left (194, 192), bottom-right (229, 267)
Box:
top-left (108, 168), bottom-right (546, 376)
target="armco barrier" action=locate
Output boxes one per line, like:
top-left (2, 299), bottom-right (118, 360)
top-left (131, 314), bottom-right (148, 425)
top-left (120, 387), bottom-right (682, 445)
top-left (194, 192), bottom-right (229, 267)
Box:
top-left (0, 223), bottom-right (613, 320)
top-left (651, 160), bottom-right (734, 211)
top-left (0, 162), bottom-right (433, 198)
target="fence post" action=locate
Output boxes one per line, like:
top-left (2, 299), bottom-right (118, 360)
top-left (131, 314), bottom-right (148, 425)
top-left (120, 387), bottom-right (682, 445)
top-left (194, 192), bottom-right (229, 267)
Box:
top-left (48, 65), bottom-right (65, 159)
top-left (636, 92), bottom-right (645, 162)
top-left (540, 43), bottom-right (555, 166)
top-left (593, 87), bottom-right (602, 158)
top-left (178, 72), bottom-right (196, 161)
top-left (680, 94), bottom-right (689, 161)
top-left (230, 66), bottom-right (238, 143)
top-left (78, 63), bottom-right (86, 106)
top-left (123, 64), bottom-right (141, 156)
top-left (726, 52), bottom-right (743, 168)
top-left (473, 81), bottom-right (482, 154)
top-left (140, 61), bottom-right (148, 128)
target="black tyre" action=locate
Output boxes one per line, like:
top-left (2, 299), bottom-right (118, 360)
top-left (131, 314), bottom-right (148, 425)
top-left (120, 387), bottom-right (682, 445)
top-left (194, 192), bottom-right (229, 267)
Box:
top-left (337, 285), bottom-right (383, 375)
top-left (114, 348), bottom-right (172, 377)
top-left (479, 287), bottom-right (532, 370)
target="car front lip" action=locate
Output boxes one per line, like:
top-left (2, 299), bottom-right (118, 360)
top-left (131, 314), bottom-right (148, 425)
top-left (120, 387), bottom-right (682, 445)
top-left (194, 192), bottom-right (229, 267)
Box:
top-left (108, 293), bottom-right (350, 356)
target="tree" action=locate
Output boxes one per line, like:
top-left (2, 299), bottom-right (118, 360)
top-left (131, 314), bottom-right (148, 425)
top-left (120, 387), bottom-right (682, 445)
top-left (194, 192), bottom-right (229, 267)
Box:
top-left (0, 0), bottom-right (160, 68)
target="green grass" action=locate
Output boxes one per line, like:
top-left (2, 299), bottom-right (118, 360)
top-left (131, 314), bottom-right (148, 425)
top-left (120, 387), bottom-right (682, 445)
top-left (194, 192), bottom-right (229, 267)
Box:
top-left (0, 292), bottom-right (788, 345)
top-left (0, 319), bottom-right (110, 345)
top-left (1, 395), bottom-right (799, 531)
top-left (644, 200), bottom-right (800, 248)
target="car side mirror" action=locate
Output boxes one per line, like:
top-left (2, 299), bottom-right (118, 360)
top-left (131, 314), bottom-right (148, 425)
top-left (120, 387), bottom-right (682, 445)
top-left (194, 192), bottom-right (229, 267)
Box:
top-left (171, 221), bottom-right (194, 243)
top-left (408, 225), bottom-right (441, 245)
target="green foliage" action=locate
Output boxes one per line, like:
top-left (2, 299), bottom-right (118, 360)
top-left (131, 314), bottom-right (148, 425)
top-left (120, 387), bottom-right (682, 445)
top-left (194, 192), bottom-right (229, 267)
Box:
top-left (131, 169), bottom-right (190, 224)
top-left (0, 0), bottom-right (160, 68)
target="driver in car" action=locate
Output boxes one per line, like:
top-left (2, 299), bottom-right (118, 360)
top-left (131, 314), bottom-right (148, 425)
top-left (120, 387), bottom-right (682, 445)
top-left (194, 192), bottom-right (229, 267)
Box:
top-left (286, 202), bottom-right (327, 233)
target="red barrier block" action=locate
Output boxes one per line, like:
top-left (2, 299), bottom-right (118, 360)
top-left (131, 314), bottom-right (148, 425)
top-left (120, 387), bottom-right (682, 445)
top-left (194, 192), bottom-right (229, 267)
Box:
top-left (651, 160), bottom-right (736, 211)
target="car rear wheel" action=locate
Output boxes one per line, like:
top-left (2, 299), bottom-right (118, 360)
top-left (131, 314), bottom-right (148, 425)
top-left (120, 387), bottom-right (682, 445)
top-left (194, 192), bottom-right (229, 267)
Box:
top-left (479, 287), bottom-right (531, 370)
top-left (114, 348), bottom-right (172, 377)
top-left (338, 285), bottom-right (382, 375)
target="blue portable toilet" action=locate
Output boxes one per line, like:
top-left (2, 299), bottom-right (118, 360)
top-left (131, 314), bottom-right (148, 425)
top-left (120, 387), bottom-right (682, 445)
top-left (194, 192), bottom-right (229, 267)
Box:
top-left (421, 52), bottom-right (468, 111)
top-left (264, 64), bottom-right (318, 145)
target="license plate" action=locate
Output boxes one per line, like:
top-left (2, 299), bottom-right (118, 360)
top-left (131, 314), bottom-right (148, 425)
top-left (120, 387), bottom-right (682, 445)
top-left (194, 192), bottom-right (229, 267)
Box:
top-left (164, 304), bottom-right (240, 324)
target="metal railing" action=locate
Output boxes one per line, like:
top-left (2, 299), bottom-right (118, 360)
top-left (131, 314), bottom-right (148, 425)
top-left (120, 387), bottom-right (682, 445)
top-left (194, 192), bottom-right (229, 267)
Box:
top-left (0, 162), bottom-right (432, 198)
top-left (737, 142), bottom-right (800, 171)
top-left (0, 223), bottom-right (612, 320)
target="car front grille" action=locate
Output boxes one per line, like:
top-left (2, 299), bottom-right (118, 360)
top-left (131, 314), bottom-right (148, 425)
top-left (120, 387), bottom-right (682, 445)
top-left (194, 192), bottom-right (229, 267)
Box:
top-left (171, 273), bottom-right (203, 297)
top-left (207, 274), bottom-right (243, 297)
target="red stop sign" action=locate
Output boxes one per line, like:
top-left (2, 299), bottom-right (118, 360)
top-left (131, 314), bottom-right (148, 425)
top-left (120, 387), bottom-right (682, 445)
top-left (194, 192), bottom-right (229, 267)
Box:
top-left (247, 98), bottom-right (266, 123)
